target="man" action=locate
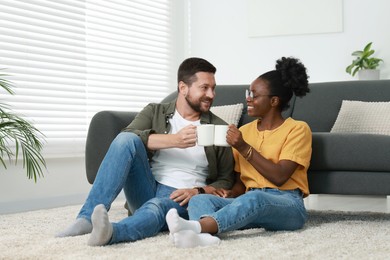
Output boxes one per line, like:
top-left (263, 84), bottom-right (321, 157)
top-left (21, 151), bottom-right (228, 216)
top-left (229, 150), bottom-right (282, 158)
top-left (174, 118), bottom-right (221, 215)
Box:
top-left (56, 57), bottom-right (235, 246)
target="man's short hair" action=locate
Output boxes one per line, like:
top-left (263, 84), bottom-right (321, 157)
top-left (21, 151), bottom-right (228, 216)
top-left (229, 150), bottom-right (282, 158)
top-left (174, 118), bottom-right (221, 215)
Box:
top-left (177, 57), bottom-right (216, 87)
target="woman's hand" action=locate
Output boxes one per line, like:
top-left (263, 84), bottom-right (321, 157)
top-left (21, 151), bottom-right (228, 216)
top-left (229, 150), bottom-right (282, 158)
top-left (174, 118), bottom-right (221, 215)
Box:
top-left (212, 188), bottom-right (233, 198)
top-left (226, 124), bottom-right (247, 152)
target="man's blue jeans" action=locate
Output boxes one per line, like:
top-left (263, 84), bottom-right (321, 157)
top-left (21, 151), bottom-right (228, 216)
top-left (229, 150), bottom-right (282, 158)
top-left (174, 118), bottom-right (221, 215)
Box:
top-left (77, 132), bottom-right (187, 244)
top-left (188, 188), bottom-right (307, 233)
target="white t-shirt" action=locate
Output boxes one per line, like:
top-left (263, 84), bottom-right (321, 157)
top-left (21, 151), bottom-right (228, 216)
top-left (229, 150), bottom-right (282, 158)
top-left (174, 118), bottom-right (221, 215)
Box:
top-left (150, 110), bottom-right (208, 189)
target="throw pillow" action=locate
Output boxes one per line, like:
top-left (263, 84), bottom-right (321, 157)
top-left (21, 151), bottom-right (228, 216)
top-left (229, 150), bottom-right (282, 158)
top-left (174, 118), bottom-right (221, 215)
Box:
top-left (330, 100), bottom-right (390, 135)
top-left (210, 103), bottom-right (244, 126)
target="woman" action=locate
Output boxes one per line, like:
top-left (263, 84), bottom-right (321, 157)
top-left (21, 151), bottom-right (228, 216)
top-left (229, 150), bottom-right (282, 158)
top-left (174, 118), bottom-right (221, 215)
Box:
top-left (166, 56), bottom-right (312, 248)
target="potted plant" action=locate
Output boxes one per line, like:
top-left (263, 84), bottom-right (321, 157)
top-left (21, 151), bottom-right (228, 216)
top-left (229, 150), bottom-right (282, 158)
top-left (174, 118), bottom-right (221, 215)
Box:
top-left (346, 42), bottom-right (383, 80)
top-left (0, 71), bottom-right (46, 182)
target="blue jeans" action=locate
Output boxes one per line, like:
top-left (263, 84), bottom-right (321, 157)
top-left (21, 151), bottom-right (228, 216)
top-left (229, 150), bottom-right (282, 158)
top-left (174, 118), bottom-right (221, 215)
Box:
top-left (78, 132), bottom-right (188, 244)
top-left (188, 188), bottom-right (307, 233)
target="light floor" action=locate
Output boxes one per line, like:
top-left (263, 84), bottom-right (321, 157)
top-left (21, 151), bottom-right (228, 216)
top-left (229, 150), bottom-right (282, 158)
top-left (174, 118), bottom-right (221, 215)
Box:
top-left (304, 194), bottom-right (390, 213)
top-left (1, 194), bottom-right (389, 215)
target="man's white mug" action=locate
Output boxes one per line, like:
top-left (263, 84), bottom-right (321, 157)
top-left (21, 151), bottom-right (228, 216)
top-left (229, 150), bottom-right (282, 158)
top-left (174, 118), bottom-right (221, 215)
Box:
top-left (197, 124), bottom-right (215, 146)
top-left (214, 125), bottom-right (229, 147)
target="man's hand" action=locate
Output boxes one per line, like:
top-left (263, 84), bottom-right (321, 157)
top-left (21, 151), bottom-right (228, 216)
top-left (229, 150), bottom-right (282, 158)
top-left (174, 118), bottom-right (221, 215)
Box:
top-left (174, 124), bottom-right (197, 148)
top-left (147, 124), bottom-right (197, 150)
top-left (170, 188), bottom-right (199, 206)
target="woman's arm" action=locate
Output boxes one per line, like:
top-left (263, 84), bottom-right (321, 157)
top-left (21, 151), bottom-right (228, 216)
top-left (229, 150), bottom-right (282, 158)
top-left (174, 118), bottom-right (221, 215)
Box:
top-left (240, 147), bottom-right (298, 186)
top-left (227, 124), bottom-right (299, 187)
top-left (213, 173), bottom-right (246, 198)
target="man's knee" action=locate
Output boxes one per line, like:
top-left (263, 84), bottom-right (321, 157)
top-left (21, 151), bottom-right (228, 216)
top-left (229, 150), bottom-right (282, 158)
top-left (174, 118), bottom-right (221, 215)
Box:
top-left (143, 198), bottom-right (172, 216)
top-left (114, 132), bottom-right (141, 146)
top-left (110, 133), bottom-right (146, 156)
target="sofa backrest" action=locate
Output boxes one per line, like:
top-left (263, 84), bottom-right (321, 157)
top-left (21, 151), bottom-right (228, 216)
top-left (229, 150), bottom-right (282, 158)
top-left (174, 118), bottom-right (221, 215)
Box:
top-left (161, 84), bottom-right (294, 127)
top-left (162, 80), bottom-right (390, 131)
top-left (291, 80), bottom-right (390, 132)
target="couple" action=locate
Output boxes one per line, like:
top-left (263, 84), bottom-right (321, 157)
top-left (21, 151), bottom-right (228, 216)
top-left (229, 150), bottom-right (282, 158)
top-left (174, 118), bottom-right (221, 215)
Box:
top-left (56, 56), bottom-right (311, 248)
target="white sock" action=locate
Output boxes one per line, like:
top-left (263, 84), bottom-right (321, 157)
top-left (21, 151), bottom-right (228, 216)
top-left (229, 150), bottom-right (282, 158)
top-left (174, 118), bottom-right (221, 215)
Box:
top-left (87, 204), bottom-right (113, 246)
top-left (55, 218), bottom-right (92, 237)
top-left (166, 208), bottom-right (201, 235)
top-left (172, 230), bottom-right (221, 248)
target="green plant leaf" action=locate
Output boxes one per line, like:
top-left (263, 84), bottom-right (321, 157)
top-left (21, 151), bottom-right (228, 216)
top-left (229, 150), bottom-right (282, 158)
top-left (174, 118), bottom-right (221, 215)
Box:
top-left (346, 42), bottom-right (383, 76)
top-left (363, 42), bottom-right (373, 53)
top-left (352, 68), bottom-right (359, 76)
top-left (0, 71), bottom-right (47, 182)
top-left (351, 50), bottom-right (363, 57)
top-left (0, 75), bottom-right (15, 95)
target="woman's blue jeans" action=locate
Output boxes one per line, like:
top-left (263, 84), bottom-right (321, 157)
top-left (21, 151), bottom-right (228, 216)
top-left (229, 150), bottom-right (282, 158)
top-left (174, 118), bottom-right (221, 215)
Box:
top-left (188, 188), bottom-right (307, 233)
top-left (77, 132), bottom-right (187, 244)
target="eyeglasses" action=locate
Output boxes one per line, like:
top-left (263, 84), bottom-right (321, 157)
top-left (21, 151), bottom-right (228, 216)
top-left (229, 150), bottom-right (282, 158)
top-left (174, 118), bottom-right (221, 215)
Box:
top-left (245, 89), bottom-right (274, 99)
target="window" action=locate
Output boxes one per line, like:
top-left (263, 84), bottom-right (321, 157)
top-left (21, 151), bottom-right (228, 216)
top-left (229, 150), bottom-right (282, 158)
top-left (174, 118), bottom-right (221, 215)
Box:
top-left (0, 0), bottom-right (173, 157)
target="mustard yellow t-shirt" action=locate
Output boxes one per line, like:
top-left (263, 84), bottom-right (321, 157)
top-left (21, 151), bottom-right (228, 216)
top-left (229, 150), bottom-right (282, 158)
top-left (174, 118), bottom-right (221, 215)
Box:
top-left (233, 117), bottom-right (312, 197)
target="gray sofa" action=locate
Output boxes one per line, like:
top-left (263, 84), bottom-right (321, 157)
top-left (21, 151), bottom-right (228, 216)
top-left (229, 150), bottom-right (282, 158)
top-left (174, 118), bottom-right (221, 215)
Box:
top-left (86, 80), bottom-right (390, 196)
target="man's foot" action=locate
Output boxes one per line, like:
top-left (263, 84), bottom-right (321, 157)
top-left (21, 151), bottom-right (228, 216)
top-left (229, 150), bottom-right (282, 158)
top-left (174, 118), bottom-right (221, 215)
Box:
top-left (55, 218), bottom-right (92, 237)
top-left (171, 230), bottom-right (221, 248)
top-left (87, 204), bottom-right (113, 246)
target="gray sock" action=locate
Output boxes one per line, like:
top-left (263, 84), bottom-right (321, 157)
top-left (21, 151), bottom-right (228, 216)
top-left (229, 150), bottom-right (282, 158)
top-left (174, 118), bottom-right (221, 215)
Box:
top-left (87, 204), bottom-right (113, 246)
top-left (55, 218), bottom-right (92, 237)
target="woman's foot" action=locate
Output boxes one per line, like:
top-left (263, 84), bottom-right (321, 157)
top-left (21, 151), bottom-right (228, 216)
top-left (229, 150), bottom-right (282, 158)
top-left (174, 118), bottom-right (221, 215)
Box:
top-left (166, 208), bottom-right (201, 234)
top-left (171, 230), bottom-right (221, 248)
top-left (166, 208), bottom-right (220, 248)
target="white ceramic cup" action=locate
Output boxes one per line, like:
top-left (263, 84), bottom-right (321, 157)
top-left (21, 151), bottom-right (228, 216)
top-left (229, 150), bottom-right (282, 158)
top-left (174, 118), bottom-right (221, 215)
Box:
top-left (197, 124), bottom-right (215, 146)
top-left (214, 125), bottom-right (230, 147)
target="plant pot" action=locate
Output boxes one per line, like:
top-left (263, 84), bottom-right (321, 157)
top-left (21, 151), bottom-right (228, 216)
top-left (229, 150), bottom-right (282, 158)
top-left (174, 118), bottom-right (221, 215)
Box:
top-left (358, 69), bottom-right (380, 80)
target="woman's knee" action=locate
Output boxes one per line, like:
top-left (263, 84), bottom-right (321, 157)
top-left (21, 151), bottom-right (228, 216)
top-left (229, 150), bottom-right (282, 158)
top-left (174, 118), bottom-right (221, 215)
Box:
top-left (188, 194), bottom-right (214, 208)
top-left (188, 194), bottom-right (218, 220)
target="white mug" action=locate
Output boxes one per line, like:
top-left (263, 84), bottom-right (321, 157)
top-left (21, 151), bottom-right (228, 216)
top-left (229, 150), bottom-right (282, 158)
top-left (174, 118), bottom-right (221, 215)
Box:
top-left (214, 125), bottom-right (229, 147)
top-left (197, 124), bottom-right (215, 146)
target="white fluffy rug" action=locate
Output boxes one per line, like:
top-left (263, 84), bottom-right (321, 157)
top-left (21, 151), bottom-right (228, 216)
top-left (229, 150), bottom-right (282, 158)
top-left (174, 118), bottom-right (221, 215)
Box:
top-left (1, 199), bottom-right (389, 260)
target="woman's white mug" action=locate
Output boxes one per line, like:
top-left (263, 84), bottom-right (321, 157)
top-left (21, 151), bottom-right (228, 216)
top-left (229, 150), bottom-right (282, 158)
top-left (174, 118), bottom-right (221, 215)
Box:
top-left (197, 124), bottom-right (229, 147)
top-left (214, 125), bottom-right (229, 147)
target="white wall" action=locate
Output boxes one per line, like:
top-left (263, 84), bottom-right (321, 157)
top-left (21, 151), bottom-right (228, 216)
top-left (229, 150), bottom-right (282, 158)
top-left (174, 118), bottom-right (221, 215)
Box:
top-left (2, 0), bottom-right (389, 213)
top-left (0, 157), bottom-right (90, 214)
top-left (185, 0), bottom-right (390, 84)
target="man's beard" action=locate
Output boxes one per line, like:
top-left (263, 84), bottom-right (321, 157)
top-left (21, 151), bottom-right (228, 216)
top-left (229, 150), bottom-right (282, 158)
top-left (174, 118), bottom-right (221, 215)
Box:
top-left (185, 94), bottom-right (212, 113)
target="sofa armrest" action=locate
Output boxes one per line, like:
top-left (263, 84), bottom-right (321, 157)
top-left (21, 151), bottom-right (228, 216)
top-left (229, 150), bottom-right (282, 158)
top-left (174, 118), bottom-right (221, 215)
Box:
top-left (310, 132), bottom-right (390, 171)
top-left (85, 111), bottom-right (138, 184)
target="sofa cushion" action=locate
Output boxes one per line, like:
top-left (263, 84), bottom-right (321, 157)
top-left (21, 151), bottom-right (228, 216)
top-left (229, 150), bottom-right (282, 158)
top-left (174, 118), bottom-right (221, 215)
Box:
top-left (210, 103), bottom-right (243, 126)
top-left (310, 132), bottom-right (390, 171)
top-left (291, 80), bottom-right (390, 132)
top-left (330, 100), bottom-right (390, 135)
